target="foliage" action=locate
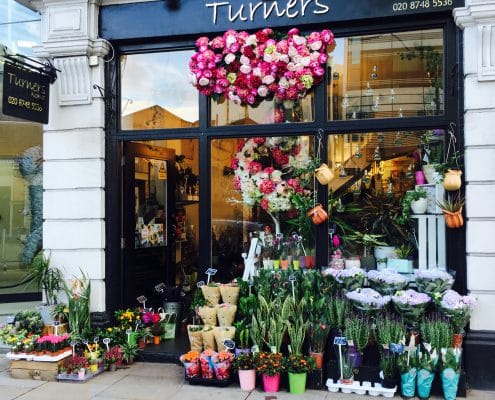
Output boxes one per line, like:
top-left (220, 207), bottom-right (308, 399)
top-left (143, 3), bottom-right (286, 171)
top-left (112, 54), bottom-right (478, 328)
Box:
top-left (341, 352), bottom-right (355, 379)
top-left (254, 351), bottom-right (285, 376)
top-left (308, 321), bottom-right (330, 353)
top-left (286, 354), bottom-right (315, 373)
top-left (399, 188), bottom-right (427, 224)
top-left (233, 352), bottom-right (254, 370)
top-left (344, 315), bottom-right (371, 353)
top-left (326, 296), bottom-right (349, 332)
top-left (420, 316), bottom-right (453, 350)
top-left (121, 342), bottom-right (140, 364)
top-left (51, 303), bottom-right (68, 323)
top-left (374, 316), bottom-right (406, 348)
top-left (286, 315), bottom-right (308, 355)
top-left (150, 323), bottom-right (164, 337)
top-left (286, 191), bottom-right (315, 248)
top-left (436, 193), bottom-right (464, 213)
top-left (441, 348), bottom-right (461, 372)
top-left (26, 254), bottom-right (64, 305)
top-left (397, 350), bottom-right (418, 374)
top-left (62, 270), bottom-right (91, 341)
top-left (13, 310), bottom-right (43, 335)
top-left (234, 321), bottom-right (251, 349)
top-left (395, 244), bottom-right (414, 259)
top-left (189, 288), bottom-right (207, 314)
top-left (238, 293), bottom-right (258, 321)
top-left (380, 353), bottom-right (398, 379)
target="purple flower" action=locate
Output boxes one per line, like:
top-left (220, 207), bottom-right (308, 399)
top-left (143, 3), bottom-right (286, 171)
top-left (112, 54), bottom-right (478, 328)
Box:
top-left (345, 288), bottom-right (390, 308)
top-left (368, 269), bottom-right (408, 286)
top-left (392, 289), bottom-right (430, 306)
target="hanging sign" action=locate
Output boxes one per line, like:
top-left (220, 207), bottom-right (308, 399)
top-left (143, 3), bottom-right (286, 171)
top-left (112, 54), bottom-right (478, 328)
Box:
top-left (158, 162), bottom-right (167, 180)
top-left (2, 62), bottom-right (50, 124)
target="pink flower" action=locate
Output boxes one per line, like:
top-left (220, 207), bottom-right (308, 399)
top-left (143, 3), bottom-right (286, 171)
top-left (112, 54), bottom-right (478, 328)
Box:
top-left (253, 137), bottom-right (266, 145)
top-left (259, 179), bottom-right (275, 194)
top-left (260, 198), bottom-right (270, 210)
top-left (248, 161), bottom-right (263, 174)
top-left (196, 37), bottom-right (209, 48)
top-left (231, 158), bottom-right (239, 169)
top-left (233, 176), bottom-right (241, 191)
top-left (264, 166), bottom-right (274, 174)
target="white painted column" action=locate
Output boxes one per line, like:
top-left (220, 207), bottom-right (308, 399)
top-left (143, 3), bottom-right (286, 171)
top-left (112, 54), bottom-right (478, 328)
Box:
top-left (455, 1), bottom-right (495, 331)
top-left (33, 0), bottom-right (108, 312)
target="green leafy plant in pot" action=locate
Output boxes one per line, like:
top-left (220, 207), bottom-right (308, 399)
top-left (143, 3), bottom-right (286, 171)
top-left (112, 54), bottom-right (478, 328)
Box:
top-left (27, 253), bottom-right (64, 325)
top-left (380, 352), bottom-right (398, 389)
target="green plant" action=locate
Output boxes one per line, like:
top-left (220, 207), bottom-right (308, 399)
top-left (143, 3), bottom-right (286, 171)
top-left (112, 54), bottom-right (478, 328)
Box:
top-left (27, 254), bottom-right (64, 305)
top-left (51, 303), bottom-right (68, 323)
top-left (286, 354), bottom-right (315, 373)
top-left (254, 351), bottom-right (285, 376)
top-left (399, 188), bottom-right (428, 223)
top-left (62, 270), bottom-right (91, 341)
top-left (238, 294), bottom-right (258, 320)
top-left (380, 353), bottom-right (398, 379)
top-left (286, 315), bottom-right (308, 355)
top-left (344, 315), bottom-right (370, 353)
top-left (121, 341), bottom-right (140, 364)
top-left (233, 352), bottom-right (254, 370)
top-left (441, 348), bottom-right (461, 372)
top-left (375, 316), bottom-right (406, 348)
top-left (397, 350), bottom-right (418, 374)
top-left (190, 288), bottom-right (207, 313)
top-left (437, 193), bottom-right (465, 212)
top-left (341, 353), bottom-right (355, 379)
top-left (395, 244), bottom-right (414, 259)
top-left (420, 317), bottom-right (453, 350)
top-left (326, 296), bottom-right (348, 332)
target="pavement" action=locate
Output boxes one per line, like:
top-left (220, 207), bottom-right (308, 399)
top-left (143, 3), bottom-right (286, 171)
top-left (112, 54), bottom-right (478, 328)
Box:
top-left (0, 355), bottom-right (494, 400)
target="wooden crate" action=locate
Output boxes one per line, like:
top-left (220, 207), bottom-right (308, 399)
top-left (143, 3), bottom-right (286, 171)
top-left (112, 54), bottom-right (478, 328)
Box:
top-left (42, 323), bottom-right (68, 336)
top-left (11, 356), bottom-right (69, 381)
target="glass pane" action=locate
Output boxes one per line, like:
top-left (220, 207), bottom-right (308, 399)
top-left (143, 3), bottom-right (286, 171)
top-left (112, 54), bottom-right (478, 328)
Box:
top-left (134, 157), bottom-right (167, 248)
top-left (211, 94), bottom-right (314, 126)
top-left (211, 136), bottom-right (315, 280)
top-left (0, 121), bottom-right (42, 295)
top-left (326, 129), bottom-right (446, 269)
top-left (328, 29), bottom-right (444, 120)
top-left (121, 51), bottom-right (199, 130)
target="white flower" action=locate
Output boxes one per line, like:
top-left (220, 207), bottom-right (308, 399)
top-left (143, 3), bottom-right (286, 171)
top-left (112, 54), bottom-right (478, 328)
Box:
top-left (310, 40), bottom-right (322, 51)
top-left (288, 46), bottom-right (298, 57)
top-left (198, 77), bottom-right (210, 86)
top-left (279, 77), bottom-right (290, 89)
top-left (258, 85), bottom-right (269, 97)
top-left (224, 53), bottom-right (236, 64)
top-left (279, 54), bottom-right (289, 63)
top-left (262, 75), bottom-right (275, 85)
top-left (253, 67), bottom-right (262, 77)
top-left (240, 55), bottom-right (250, 65)
top-left (263, 53), bottom-right (273, 63)
top-left (246, 35), bottom-right (257, 46)
top-left (189, 73), bottom-right (197, 85)
top-left (226, 34), bottom-right (236, 47)
top-left (293, 35), bottom-right (306, 46)
top-left (240, 64), bottom-right (252, 74)
top-left (301, 56), bottom-right (311, 67)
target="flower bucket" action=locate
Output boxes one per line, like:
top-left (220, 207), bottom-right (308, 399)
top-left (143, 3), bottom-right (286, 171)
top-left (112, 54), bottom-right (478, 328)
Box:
top-left (89, 363), bottom-right (98, 373)
top-left (315, 163), bottom-right (334, 185)
top-left (184, 361), bottom-right (200, 379)
top-left (309, 351), bottom-right (323, 369)
top-left (401, 368), bottom-right (417, 398)
top-left (307, 204), bottom-right (328, 225)
top-left (443, 207), bottom-right (463, 228)
top-left (273, 259), bottom-right (280, 269)
top-left (288, 372), bottom-right (307, 394)
top-left (163, 323), bottom-right (176, 339)
top-left (417, 368), bottom-right (435, 399)
top-left (109, 363), bottom-right (117, 372)
top-left (441, 368), bottom-right (460, 400)
top-left (153, 335), bottom-right (161, 345)
top-left (128, 331), bottom-right (138, 346)
top-left (262, 373), bottom-right (280, 392)
top-left (305, 255), bottom-right (315, 269)
top-left (238, 369), bottom-right (256, 391)
top-left (444, 169), bottom-right (462, 191)
top-left (293, 259), bottom-right (300, 270)
top-left (298, 256), bottom-right (306, 269)
top-left (280, 259), bottom-right (289, 270)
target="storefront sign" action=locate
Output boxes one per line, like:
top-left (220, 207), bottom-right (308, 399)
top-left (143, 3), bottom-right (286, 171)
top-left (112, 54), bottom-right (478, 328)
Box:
top-left (101, 0), bottom-right (464, 41)
top-left (2, 62), bottom-right (49, 124)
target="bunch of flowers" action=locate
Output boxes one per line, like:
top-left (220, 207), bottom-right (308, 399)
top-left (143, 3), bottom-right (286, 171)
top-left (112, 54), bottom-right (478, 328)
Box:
top-left (232, 136), bottom-right (310, 215)
top-left (213, 351), bottom-right (235, 380)
top-left (414, 269), bottom-right (454, 296)
top-left (345, 288), bottom-right (391, 314)
top-left (254, 351), bottom-right (285, 376)
top-left (438, 290), bottom-right (477, 334)
top-left (392, 289), bottom-right (431, 327)
top-left (114, 309), bottom-right (141, 330)
top-left (37, 333), bottom-right (70, 354)
top-left (286, 353), bottom-right (315, 374)
top-left (335, 267), bottom-right (365, 292)
top-left (233, 352), bottom-right (254, 370)
top-left (367, 269), bottom-right (409, 295)
top-left (0, 323), bottom-right (26, 347)
top-left (189, 27), bottom-right (335, 106)
top-left (180, 350), bottom-right (201, 378)
top-left (13, 310), bottom-right (43, 335)
top-left (199, 349), bottom-right (217, 379)
top-left (103, 346), bottom-right (122, 366)
top-left (62, 355), bottom-right (89, 374)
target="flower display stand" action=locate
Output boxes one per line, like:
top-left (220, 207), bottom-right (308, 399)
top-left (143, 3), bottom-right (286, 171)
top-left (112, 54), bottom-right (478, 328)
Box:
top-left (9, 353), bottom-right (71, 382)
top-left (7, 349), bottom-right (72, 362)
top-left (57, 364), bottom-right (104, 383)
top-left (326, 379), bottom-right (397, 397)
top-left (184, 373), bottom-right (231, 387)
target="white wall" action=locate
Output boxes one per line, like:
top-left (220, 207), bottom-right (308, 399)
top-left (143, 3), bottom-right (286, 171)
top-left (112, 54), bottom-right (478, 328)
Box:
top-left (455, 0), bottom-right (495, 331)
top-left (34, 0), bottom-right (109, 312)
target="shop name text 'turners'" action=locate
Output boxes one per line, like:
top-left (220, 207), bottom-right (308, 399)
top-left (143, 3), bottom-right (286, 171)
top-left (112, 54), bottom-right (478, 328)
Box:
top-left (205, 0), bottom-right (330, 24)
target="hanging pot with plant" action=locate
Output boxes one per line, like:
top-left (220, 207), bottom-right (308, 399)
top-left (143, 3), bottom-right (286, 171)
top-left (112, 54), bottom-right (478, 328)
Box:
top-left (437, 193), bottom-right (464, 229)
top-left (443, 169), bottom-right (462, 191)
top-left (315, 163), bottom-right (334, 185)
top-left (307, 204), bottom-right (328, 225)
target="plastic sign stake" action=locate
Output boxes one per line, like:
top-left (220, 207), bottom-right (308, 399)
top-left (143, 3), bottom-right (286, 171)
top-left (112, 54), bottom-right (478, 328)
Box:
top-left (289, 274), bottom-right (296, 302)
top-left (223, 339), bottom-right (235, 351)
top-left (137, 295), bottom-right (147, 310)
top-left (83, 339), bottom-right (93, 358)
top-left (334, 336), bottom-right (348, 380)
top-left (155, 283), bottom-right (166, 293)
top-left (197, 281), bottom-right (205, 288)
top-left (205, 268), bottom-right (217, 285)
top-left (248, 278), bottom-right (254, 296)
top-left (103, 338), bottom-right (111, 352)
top-left (70, 340), bottom-right (77, 357)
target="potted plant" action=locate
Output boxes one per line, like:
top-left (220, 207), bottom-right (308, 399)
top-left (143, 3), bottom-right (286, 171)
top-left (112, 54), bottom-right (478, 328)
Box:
top-left (254, 351), bottom-right (285, 392)
top-left (103, 346), bottom-right (122, 371)
top-left (339, 352), bottom-right (355, 388)
top-left (344, 315), bottom-right (370, 368)
top-left (62, 271), bottom-right (91, 341)
top-left (121, 341), bottom-right (140, 365)
top-left (150, 322), bottom-right (164, 344)
top-left (436, 193), bottom-right (465, 228)
top-left (307, 321), bottom-right (330, 369)
top-left (374, 315), bottom-right (406, 350)
top-left (440, 348), bottom-right (462, 400)
top-left (62, 355), bottom-right (89, 379)
top-left (286, 353), bottom-right (315, 394)
top-left (380, 352), bottom-right (398, 389)
top-left (213, 350), bottom-right (234, 381)
top-left (402, 188), bottom-right (428, 216)
top-left (234, 322), bottom-right (251, 355)
top-left (391, 290), bottom-right (431, 329)
top-left (26, 254), bottom-right (64, 325)
top-left (180, 350), bottom-right (201, 379)
top-left (386, 244), bottom-right (414, 273)
top-left (234, 352), bottom-right (256, 391)
top-left (416, 344), bottom-right (438, 400)
top-left (398, 348), bottom-right (418, 399)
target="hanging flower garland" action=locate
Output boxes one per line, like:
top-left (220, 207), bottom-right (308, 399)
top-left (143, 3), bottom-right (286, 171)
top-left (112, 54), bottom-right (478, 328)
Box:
top-left (189, 27), bottom-right (335, 106)
top-left (231, 137), bottom-right (311, 233)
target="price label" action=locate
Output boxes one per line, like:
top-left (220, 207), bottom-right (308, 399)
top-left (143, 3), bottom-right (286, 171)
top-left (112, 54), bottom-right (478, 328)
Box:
top-left (155, 283), bottom-right (166, 293)
top-left (82, 339), bottom-right (89, 345)
top-left (334, 336), bottom-right (348, 346)
top-left (289, 274), bottom-right (296, 282)
top-left (93, 337), bottom-right (100, 344)
top-left (206, 268), bottom-right (217, 276)
top-left (137, 295), bottom-right (147, 303)
top-left (6, 315), bottom-right (15, 324)
top-left (270, 346), bottom-right (277, 354)
top-left (251, 345), bottom-right (260, 354)
top-left (390, 343), bottom-right (405, 354)
top-left (197, 281), bottom-right (205, 288)
top-left (70, 340), bottom-right (78, 346)
top-left (103, 338), bottom-right (111, 345)
top-left (223, 339), bottom-right (235, 350)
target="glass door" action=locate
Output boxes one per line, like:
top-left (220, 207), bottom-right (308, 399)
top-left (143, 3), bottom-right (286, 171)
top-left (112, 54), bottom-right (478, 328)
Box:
top-left (122, 142), bottom-right (176, 307)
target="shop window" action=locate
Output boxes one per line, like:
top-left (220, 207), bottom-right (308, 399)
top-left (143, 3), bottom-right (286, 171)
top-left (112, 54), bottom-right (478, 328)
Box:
top-left (120, 51), bottom-right (199, 130)
top-left (328, 29), bottom-right (444, 120)
top-left (326, 129), bottom-right (447, 270)
top-left (211, 136), bottom-right (315, 280)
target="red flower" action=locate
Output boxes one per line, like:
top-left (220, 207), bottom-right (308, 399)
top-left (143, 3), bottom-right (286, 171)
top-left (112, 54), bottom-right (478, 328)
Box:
top-left (253, 137), bottom-right (266, 145)
top-left (261, 198), bottom-right (270, 210)
top-left (248, 161), bottom-right (263, 174)
top-left (259, 179), bottom-right (275, 194)
top-left (230, 158), bottom-right (239, 170)
top-left (287, 208), bottom-right (299, 218)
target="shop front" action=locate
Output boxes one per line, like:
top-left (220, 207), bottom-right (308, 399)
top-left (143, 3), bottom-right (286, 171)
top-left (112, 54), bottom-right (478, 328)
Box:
top-left (25, 0), bottom-right (495, 391)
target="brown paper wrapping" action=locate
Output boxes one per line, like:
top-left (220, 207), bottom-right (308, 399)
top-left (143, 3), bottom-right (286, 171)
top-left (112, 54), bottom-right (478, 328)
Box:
top-left (201, 285), bottom-right (221, 306)
top-left (187, 325), bottom-right (204, 352)
top-left (216, 304), bottom-right (237, 327)
top-left (198, 306), bottom-right (218, 326)
top-left (202, 325), bottom-right (216, 351)
top-left (219, 285), bottom-right (240, 305)
top-left (213, 326), bottom-right (236, 351)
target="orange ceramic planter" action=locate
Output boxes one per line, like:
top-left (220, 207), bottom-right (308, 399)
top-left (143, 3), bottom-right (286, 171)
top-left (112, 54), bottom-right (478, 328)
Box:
top-left (443, 207), bottom-right (463, 228)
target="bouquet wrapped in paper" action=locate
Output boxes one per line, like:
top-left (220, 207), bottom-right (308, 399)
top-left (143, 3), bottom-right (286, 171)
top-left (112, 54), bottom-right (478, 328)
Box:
top-left (219, 284), bottom-right (240, 305)
top-left (202, 325), bottom-right (216, 351)
top-left (213, 326), bottom-right (236, 351)
top-left (212, 351), bottom-right (234, 380)
top-left (187, 325), bottom-right (204, 352)
top-left (199, 349), bottom-right (217, 379)
top-left (201, 284), bottom-right (221, 306)
top-left (198, 306), bottom-right (218, 326)
top-left (180, 351), bottom-right (200, 379)
top-left (216, 303), bottom-right (237, 327)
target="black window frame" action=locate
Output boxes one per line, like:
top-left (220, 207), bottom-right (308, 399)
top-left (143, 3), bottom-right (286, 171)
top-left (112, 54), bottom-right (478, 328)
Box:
top-left (105, 14), bottom-right (465, 312)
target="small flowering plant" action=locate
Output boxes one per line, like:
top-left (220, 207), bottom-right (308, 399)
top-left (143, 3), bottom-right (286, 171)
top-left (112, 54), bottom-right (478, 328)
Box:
top-left (308, 322), bottom-right (330, 353)
top-left (345, 288), bottom-right (391, 314)
top-left (367, 269), bottom-right (408, 295)
top-left (286, 353), bottom-right (315, 374)
top-left (254, 351), bottom-right (285, 376)
top-left (233, 352), bottom-right (254, 371)
top-left (189, 28), bottom-right (335, 106)
top-left (114, 309), bottom-right (141, 330)
top-left (414, 269), bottom-right (454, 296)
top-left (438, 290), bottom-right (477, 334)
top-left (335, 267), bottom-right (365, 292)
top-left (180, 351), bottom-right (201, 379)
top-left (213, 351), bottom-right (235, 380)
top-left (392, 289), bottom-right (431, 327)
top-left (62, 355), bottom-right (89, 374)
top-left (103, 346), bottom-right (122, 366)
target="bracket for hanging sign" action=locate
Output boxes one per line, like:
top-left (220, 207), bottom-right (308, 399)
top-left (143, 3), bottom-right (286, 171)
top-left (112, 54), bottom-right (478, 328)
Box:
top-left (137, 295), bottom-right (147, 309)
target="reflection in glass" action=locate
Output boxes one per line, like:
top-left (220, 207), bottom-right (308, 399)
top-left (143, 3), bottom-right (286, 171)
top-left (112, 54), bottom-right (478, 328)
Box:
top-left (211, 94), bottom-right (314, 126)
top-left (211, 136), bottom-right (315, 280)
top-left (121, 51), bottom-right (199, 130)
top-left (328, 29), bottom-right (444, 121)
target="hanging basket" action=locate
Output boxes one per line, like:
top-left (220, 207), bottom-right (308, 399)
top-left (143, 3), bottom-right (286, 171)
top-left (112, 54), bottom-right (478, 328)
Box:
top-left (443, 169), bottom-right (462, 191)
top-left (307, 204), bottom-right (328, 225)
top-left (315, 163), bottom-right (334, 185)
top-left (443, 207), bottom-right (464, 228)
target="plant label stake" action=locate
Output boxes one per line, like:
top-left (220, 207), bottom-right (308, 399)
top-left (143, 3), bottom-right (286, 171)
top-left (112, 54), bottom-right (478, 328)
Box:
top-left (334, 336), bottom-right (348, 380)
top-left (155, 283), bottom-right (166, 293)
top-left (83, 339), bottom-right (93, 358)
top-left (134, 319), bottom-right (141, 332)
top-left (390, 343), bottom-right (405, 354)
top-left (289, 274), bottom-right (296, 302)
top-left (197, 281), bottom-right (205, 288)
top-left (137, 295), bottom-right (147, 310)
top-left (223, 339), bottom-right (235, 352)
top-left (53, 320), bottom-right (60, 336)
top-left (126, 329), bottom-right (132, 343)
top-left (205, 268), bottom-right (217, 285)
top-left (248, 278), bottom-right (254, 296)
top-left (70, 340), bottom-right (77, 357)
top-left (6, 315), bottom-right (14, 324)
top-left (94, 336), bottom-right (99, 352)
top-left (103, 338), bottom-right (111, 352)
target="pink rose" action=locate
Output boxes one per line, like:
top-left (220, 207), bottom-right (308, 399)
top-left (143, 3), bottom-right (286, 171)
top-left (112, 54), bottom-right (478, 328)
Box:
top-left (259, 179), bottom-right (275, 194)
top-left (261, 198), bottom-right (270, 211)
top-left (264, 166), bottom-right (274, 174)
top-left (248, 161), bottom-right (263, 174)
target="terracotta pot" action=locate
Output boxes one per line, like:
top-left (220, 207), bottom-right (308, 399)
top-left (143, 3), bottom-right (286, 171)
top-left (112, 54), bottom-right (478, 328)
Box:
top-left (443, 169), bottom-right (462, 191)
top-left (315, 163), bottom-right (334, 185)
top-left (452, 333), bottom-right (463, 348)
top-left (443, 207), bottom-right (464, 228)
top-left (153, 335), bottom-right (161, 345)
top-left (305, 255), bottom-right (315, 269)
top-left (307, 204), bottom-right (328, 225)
top-left (309, 352), bottom-right (323, 369)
